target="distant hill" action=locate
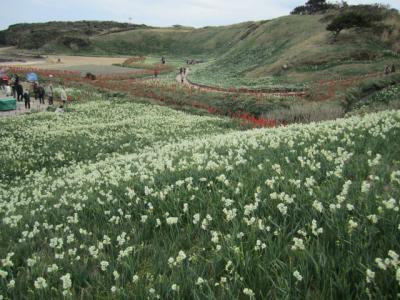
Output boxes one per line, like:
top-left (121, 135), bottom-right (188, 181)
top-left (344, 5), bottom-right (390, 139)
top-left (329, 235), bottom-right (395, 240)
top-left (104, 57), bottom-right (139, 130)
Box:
top-left (0, 21), bottom-right (149, 50)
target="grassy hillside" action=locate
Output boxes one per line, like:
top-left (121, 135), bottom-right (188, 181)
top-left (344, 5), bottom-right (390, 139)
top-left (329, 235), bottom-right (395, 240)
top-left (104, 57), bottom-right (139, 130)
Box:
top-left (187, 12), bottom-right (400, 87)
top-left (89, 10), bottom-right (400, 87)
top-left (0, 21), bottom-right (149, 50)
top-left (88, 23), bottom-right (257, 56)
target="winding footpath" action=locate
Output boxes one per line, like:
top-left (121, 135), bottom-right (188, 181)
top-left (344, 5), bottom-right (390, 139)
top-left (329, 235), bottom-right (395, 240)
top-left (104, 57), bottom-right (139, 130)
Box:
top-left (176, 68), bottom-right (386, 100)
top-left (175, 68), bottom-right (307, 97)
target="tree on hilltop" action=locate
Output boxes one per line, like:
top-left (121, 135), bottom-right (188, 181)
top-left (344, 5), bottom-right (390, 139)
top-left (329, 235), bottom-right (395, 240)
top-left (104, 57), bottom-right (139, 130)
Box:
top-left (291, 0), bottom-right (335, 15)
top-left (306, 0), bottom-right (332, 13)
top-left (326, 5), bottom-right (387, 42)
top-left (326, 11), bottom-right (371, 40)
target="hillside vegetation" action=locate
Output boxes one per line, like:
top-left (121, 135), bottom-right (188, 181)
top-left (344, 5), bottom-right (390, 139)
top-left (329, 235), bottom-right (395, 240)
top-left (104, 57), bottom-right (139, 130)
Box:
top-left (0, 21), bottom-right (149, 50)
top-left (91, 8), bottom-right (400, 86)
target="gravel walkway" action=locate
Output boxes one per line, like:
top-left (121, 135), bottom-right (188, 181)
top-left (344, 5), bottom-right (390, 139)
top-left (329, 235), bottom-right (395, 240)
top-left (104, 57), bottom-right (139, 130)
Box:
top-left (0, 90), bottom-right (49, 118)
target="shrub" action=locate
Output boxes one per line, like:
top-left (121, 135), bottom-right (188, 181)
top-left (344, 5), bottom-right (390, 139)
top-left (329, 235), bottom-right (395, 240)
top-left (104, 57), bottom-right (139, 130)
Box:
top-left (344, 73), bottom-right (400, 111)
top-left (326, 4), bottom-right (391, 41)
top-left (59, 36), bottom-right (91, 50)
top-left (291, 0), bottom-right (336, 15)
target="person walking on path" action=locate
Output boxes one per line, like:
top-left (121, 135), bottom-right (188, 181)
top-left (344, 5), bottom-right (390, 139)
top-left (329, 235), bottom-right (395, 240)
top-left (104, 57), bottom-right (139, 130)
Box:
top-left (179, 67), bottom-right (186, 83)
top-left (13, 74), bottom-right (20, 98)
top-left (11, 75), bottom-right (18, 98)
top-left (2, 76), bottom-right (9, 87)
top-left (23, 89), bottom-right (30, 109)
top-left (47, 84), bottom-right (54, 105)
top-left (5, 84), bottom-right (12, 97)
top-left (0, 77), bottom-right (4, 90)
top-left (16, 84), bottom-right (24, 102)
top-left (60, 87), bottom-right (67, 106)
top-left (384, 65), bottom-right (391, 75)
top-left (37, 85), bottom-right (45, 104)
top-left (33, 82), bottom-right (39, 101)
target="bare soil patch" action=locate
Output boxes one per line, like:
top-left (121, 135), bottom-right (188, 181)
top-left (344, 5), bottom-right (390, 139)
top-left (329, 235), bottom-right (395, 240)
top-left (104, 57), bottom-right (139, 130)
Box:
top-left (0, 49), bottom-right (133, 74)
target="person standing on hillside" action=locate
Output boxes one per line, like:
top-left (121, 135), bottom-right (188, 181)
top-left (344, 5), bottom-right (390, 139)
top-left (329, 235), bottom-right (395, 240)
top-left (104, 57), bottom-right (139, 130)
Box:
top-left (60, 87), bottom-right (67, 106)
top-left (23, 89), bottom-right (30, 109)
top-left (391, 64), bottom-right (396, 73)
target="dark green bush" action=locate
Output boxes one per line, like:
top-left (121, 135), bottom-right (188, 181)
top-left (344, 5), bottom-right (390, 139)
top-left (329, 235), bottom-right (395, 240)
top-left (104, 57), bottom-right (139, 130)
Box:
top-left (326, 4), bottom-right (394, 41)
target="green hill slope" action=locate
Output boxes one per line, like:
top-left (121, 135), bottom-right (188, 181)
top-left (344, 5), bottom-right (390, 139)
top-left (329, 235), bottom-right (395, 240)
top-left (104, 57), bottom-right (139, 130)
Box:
top-left (89, 23), bottom-right (255, 56)
top-left (89, 10), bottom-right (400, 86)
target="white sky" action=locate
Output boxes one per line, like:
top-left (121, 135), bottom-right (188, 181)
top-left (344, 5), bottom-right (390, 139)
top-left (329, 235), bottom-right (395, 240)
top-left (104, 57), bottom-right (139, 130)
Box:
top-left (0, 0), bottom-right (399, 30)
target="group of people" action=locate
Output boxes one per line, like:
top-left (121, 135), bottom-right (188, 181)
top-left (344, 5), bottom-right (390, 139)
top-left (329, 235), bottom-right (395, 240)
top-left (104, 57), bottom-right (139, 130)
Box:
top-left (186, 59), bottom-right (204, 65)
top-left (384, 64), bottom-right (396, 75)
top-left (1, 74), bottom-right (25, 102)
top-left (0, 73), bottom-right (68, 110)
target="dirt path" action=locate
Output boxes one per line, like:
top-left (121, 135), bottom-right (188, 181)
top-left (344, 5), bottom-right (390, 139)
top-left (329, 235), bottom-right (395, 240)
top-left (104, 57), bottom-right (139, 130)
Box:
top-left (175, 68), bottom-right (307, 97)
top-left (0, 51), bottom-right (130, 74)
top-left (176, 68), bottom-right (387, 100)
top-left (0, 99), bottom-right (49, 118)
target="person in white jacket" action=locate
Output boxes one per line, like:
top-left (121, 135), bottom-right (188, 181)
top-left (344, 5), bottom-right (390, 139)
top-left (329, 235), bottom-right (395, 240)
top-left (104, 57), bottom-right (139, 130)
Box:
top-left (60, 87), bottom-right (67, 105)
top-left (5, 84), bottom-right (12, 97)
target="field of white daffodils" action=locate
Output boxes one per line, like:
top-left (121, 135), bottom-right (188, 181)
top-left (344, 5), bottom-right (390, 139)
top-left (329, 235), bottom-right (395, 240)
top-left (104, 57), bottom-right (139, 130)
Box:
top-left (1, 100), bottom-right (399, 299)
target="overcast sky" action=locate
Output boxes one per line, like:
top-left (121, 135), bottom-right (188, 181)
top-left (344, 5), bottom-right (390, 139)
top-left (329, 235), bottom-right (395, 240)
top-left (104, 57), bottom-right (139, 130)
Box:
top-left (0, 0), bottom-right (399, 30)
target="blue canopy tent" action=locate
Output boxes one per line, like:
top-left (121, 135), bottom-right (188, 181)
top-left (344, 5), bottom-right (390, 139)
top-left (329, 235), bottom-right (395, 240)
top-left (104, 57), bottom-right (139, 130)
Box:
top-left (26, 72), bottom-right (38, 82)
